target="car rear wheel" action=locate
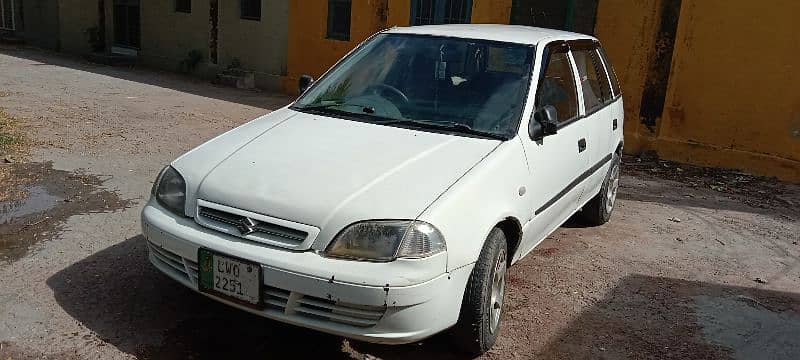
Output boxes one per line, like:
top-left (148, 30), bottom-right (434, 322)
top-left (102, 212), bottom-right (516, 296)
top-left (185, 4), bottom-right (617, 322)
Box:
top-left (452, 227), bottom-right (508, 355)
top-left (580, 152), bottom-right (620, 226)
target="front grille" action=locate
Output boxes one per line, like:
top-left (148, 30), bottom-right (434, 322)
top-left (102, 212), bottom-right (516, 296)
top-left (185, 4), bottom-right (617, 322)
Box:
top-left (197, 206), bottom-right (309, 247)
top-left (295, 296), bottom-right (385, 327)
top-left (148, 241), bottom-right (199, 284)
top-left (147, 242), bottom-right (386, 328)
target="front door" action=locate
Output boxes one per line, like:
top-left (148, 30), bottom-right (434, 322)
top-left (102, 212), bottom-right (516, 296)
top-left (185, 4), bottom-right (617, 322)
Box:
top-left (516, 41), bottom-right (589, 259)
top-left (113, 0), bottom-right (140, 50)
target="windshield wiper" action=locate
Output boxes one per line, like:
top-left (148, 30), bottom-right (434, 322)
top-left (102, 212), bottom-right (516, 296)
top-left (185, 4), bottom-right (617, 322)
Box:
top-left (296, 101), bottom-right (375, 114)
top-left (380, 119), bottom-right (508, 140)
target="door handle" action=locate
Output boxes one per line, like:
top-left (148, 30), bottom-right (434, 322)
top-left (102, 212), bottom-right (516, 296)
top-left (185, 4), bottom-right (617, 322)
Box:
top-left (612, 118), bottom-right (618, 130)
top-left (578, 138), bottom-right (587, 153)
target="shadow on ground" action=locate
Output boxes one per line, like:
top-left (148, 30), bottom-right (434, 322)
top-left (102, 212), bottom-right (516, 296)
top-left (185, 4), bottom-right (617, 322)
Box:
top-left (45, 236), bottom-right (464, 360)
top-left (537, 275), bottom-right (800, 360)
top-left (47, 235), bottom-right (800, 359)
top-left (0, 46), bottom-right (289, 109)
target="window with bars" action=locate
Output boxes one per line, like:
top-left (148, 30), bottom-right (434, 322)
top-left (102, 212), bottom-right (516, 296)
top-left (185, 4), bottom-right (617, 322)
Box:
top-left (327, 0), bottom-right (351, 41)
top-left (1, 0), bottom-right (16, 30)
top-left (412, 0), bottom-right (472, 26)
top-left (240, 0), bottom-right (261, 20)
top-left (175, 0), bottom-right (191, 13)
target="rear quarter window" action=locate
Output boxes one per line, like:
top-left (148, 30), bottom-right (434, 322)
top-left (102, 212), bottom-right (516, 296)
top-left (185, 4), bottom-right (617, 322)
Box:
top-left (598, 46), bottom-right (621, 97)
top-left (571, 48), bottom-right (613, 113)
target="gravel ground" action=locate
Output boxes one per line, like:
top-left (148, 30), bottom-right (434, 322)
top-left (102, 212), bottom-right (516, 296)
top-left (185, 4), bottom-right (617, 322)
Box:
top-left (1, 45), bottom-right (799, 360)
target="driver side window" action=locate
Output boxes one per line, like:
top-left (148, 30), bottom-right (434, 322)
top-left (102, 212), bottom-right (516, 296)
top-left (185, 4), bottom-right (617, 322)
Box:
top-left (535, 46), bottom-right (579, 124)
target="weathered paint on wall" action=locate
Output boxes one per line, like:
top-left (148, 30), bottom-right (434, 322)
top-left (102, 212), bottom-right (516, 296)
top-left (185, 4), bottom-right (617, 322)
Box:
top-left (284, 0), bottom-right (512, 93)
top-left (657, 0), bottom-right (799, 181)
top-left (138, 1), bottom-right (211, 76)
top-left (58, 0), bottom-right (100, 54)
top-left (471, 0), bottom-right (512, 24)
top-left (594, 0), bottom-right (661, 154)
top-left (30, 0), bottom-right (287, 91)
top-left (596, 0), bottom-right (800, 181)
top-left (218, 0), bottom-right (289, 90)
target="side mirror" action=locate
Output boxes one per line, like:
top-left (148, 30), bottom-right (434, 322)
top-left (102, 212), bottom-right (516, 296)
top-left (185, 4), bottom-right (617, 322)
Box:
top-left (298, 74), bottom-right (314, 94)
top-left (529, 105), bottom-right (559, 141)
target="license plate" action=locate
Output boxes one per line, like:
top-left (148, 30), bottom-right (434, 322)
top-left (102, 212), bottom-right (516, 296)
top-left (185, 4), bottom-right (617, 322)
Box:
top-left (198, 248), bottom-right (262, 308)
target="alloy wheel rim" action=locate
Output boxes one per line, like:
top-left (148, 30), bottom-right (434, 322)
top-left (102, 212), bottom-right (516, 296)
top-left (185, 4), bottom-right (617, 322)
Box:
top-left (489, 247), bottom-right (507, 334)
top-left (606, 162), bottom-right (620, 213)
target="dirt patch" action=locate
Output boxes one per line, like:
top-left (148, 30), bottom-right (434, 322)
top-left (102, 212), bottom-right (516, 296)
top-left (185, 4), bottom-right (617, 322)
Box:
top-left (0, 341), bottom-right (81, 360)
top-left (0, 161), bottom-right (132, 262)
top-left (623, 153), bottom-right (800, 215)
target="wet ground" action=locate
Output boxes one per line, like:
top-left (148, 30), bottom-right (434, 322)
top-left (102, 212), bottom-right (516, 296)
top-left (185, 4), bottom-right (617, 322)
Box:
top-left (0, 46), bottom-right (798, 359)
top-left (0, 162), bottom-right (131, 262)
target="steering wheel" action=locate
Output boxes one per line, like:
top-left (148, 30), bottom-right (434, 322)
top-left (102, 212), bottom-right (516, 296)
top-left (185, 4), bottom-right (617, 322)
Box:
top-left (367, 84), bottom-right (410, 105)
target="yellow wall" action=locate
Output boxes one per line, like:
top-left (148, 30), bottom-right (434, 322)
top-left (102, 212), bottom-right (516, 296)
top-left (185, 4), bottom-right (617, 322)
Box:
top-left (596, 0), bottom-right (800, 181)
top-left (284, 0), bottom-right (512, 93)
top-left (594, 0), bottom-right (661, 154)
top-left (471, 0), bottom-right (512, 24)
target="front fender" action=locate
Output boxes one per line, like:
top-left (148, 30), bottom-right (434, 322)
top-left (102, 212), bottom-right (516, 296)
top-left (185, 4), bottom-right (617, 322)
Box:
top-left (417, 139), bottom-right (530, 271)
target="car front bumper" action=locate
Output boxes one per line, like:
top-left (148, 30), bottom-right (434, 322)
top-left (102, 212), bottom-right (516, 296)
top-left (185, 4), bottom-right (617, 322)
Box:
top-left (141, 200), bottom-right (473, 344)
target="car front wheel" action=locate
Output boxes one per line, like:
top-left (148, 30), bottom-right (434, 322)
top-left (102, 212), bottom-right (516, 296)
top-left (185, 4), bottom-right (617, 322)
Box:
top-left (452, 227), bottom-right (508, 355)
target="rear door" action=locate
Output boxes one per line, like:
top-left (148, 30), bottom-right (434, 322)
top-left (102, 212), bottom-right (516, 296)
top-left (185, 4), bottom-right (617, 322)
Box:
top-left (569, 40), bottom-right (616, 201)
top-left (517, 41), bottom-right (589, 258)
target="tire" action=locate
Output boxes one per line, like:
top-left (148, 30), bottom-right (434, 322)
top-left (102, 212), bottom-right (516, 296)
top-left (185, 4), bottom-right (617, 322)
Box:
top-left (580, 152), bottom-right (621, 226)
top-left (452, 228), bottom-right (508, 356)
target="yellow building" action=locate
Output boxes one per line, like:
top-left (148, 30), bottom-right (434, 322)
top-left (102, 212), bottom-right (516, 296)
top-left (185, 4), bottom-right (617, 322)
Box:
top-left (287, 0), bottom-right (799, 181)
top-left (596, 0), bottom-right (799, 182)
top-left (285, 0), bottom-right (514, 93)
top-left (9, 0), bottom-right (799, 181)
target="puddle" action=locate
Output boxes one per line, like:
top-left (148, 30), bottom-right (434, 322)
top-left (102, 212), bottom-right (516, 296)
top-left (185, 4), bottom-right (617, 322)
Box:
top-left (0, 185), bottom-right (63, 224)
top-left (0, 161), bottom-right (132, 262)
top-left (694, 295), bottom-right (800, 360)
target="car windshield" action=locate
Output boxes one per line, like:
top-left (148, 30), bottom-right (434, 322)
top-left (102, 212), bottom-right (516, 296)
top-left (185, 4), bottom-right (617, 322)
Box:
top-left (292, 33), bottom-right (535, 140)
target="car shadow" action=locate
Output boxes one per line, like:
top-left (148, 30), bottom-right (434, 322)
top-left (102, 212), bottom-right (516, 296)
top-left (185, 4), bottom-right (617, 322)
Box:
top-left (534, 274), bottom-right (800, 359)
top-left (46, 235), bottom-right (473, 359)
top-left (0, 45), bottom-right (290, 109)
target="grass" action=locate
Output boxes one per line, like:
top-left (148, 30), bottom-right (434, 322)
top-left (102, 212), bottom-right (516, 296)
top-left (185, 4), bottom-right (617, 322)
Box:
top-left (0, 108), bottom-right (23, 153)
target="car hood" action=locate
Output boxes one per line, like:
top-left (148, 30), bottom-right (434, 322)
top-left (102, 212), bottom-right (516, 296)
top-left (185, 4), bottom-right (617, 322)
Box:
top-left (176, 108), bottom-right (499, 248)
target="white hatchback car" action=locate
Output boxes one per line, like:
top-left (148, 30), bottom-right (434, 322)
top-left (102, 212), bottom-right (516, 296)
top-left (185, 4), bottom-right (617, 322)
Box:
top-left (142, 24), bottom-right (623, 354)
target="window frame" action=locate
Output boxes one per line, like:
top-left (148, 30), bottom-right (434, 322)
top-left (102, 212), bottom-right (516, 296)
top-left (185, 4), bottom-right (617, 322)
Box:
top-left (240, 0), bottom-right (261, 21)
top-left (568, 40), bottom-right (621, 118)
top-left (326, 0), bottom-right (352, 41)
top-left (534, 40), bottom-right (581, 127)
top-left (411, 0), bottom-right (473, 26)
top-left (175, 0), bottom-right (191, 13)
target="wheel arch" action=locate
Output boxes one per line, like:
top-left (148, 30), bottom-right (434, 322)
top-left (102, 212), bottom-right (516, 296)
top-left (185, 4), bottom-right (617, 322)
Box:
top-left (495, 217), bottom-right (522, 266)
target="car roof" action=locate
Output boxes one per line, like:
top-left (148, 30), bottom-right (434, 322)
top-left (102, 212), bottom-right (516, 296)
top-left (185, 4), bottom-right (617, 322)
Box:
top-left (384, 24), bottom-right (596, 46)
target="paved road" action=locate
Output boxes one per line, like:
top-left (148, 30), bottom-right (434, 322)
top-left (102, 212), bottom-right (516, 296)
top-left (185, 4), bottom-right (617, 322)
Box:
top-left (1, 45), bottom-right (799, 360)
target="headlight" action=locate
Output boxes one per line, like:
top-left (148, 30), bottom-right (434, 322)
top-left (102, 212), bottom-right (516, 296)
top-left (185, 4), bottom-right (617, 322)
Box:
top-left (152, 166), bottom-right (186, 215)
top-left (325, 220), bottom-right (446, 261)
